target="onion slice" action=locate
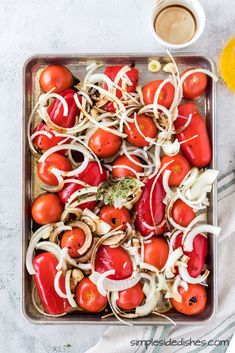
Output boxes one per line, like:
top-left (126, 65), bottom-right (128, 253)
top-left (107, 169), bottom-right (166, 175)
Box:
top-left (65, 270), bottom-right (77, 307)
top-left (54, 270), bottom-right (68, 299)
top-left (183, 224), bottom-right (221, 252)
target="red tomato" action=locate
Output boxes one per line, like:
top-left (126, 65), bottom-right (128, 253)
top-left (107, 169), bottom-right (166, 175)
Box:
top-left (61, 227), bottom-right (86, 258)
top-left (142, 80), bottom-right (175, 108)
top-left (99, 205), bottom-right (131, 231)
top-left (182, 68), bottom-right (208, 100)
top-left (135, 176), bottom-right (166, 237)
top-left (95, 245), bottom-right (133, 280)
top-left (58, 161), bottom-right (107, 210)
top-left (175, 103), bottom-right (212, 168)
top-left (124, 114), bottom-right (158, 147)
top-left (47, 89), bottom-right (80, 128)
top-left (75, 278), bottom-right (107, 313)
top-left (88, 129), bottom-right (121, 158)
top-left (104, 66), bottom-right (139, 99)
top-left (112, 155), bottom-right (143, 178)
top-left (33, 123), bottom-right (65, 152)
top-left (32, 193), bottom-right (63, 225)
top-left (161, 154), bottom-right (190, 187)
top-left (144, 237), bottom-right (169, 270)
top-left (39, 65), bottom-right (73, 93)
top-left (171, 199), bottom-right (195, 227)
top-left (37, 153), bottom-right (72, 186)
top-left (174, 232), bottom-right (208, 278)
top-left (33, 252), bottom-right (71, 314)
top-left (117, 283), bottom-right (144, 310)
top-left (103, 66), bottom-right (138, 112)
top-left (171, 284), bottom-right (207, 315)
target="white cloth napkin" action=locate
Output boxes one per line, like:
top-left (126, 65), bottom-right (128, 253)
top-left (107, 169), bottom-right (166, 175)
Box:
top-left (86, 170), bottom-right (235, 353)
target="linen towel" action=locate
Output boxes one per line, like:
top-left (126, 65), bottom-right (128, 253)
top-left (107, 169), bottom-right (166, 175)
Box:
top-left (86, 170), bottom-right (235, 353)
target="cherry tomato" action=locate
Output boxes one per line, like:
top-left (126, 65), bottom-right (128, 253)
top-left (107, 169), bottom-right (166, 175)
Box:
top-left (171, 284), bottom-right (207, 315)
top-left (175, 103), bottom-right (211, 168)
top-left (33, 123), bottom-right (65, 152)
top-left (47, 89), bottom-right (80, 128)
top-left (171, 199), bottom-right (195, 227)
top-left (32, 193), bottom-right (63, 225)
top-left (142, 80), bottom-right (175, 108)
top-left (112, 155), bottom-right (143, 178)
top-left (39, 65), bottom-right (73, 93)
top-left (88, 129), bottom-right (121, 158)
top-left (161, 154), bottom-right (190, 187)
top-left (95, 245), bottom-right (133, 280)
top-left (174, 232), bottom-right (208, 278)
top-left (37, 153), bottom-right (72, 186)
top-left (182, 68), bottom-right (208, 100)
top-left (124, 114), bottom-right (158, 147)
top-left (144, 237), bottom-right (169, 270)
top-left (99, 205), bottom-right (131, 231)
top-left (135, 176), bottom-right (166, 237)
top-left (117, 283), bottom-right (144, 310)
top-left (58, 161), bottom-right (107, 210)
top-left (75, 278), bottom-right (107, 313)
top-left (33, 252), bottom-right (71, 314)
top-left (61, 227), bottom-right (86, 258)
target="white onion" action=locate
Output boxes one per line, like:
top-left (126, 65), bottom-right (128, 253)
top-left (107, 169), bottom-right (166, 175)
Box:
top-left (112, 165), bottom-right (140, 179)
top-left (183, 224), bottom-right (221, 252)
top-left (188, 169), bottom-right (219, 200)
top-left (76, 263), bottom-right (92, 271)
top-left (179, 266), bottom-right (210, 284)
top-left (54, 270), bottom-right (68, 299)
top-left (35, 241), bottom-right (62, 260)
top-left (65, 186), bottom-right (97, 208)
top-left (180, 68), bottom-right (218, 87)
top-left (162, 170), bottom-right (174, 197)
top-left (142, 221), bottom-right (155, 230)
top-left (139, 262), bottom-right (159, 274)
top-left (97, 270), bottom-right (116, 296)
top-left (56, 247), bottom-right (69, 270)
top-left (162, 139), bottom-right (180, 156)
top-left (90, 271), bottom-right (141, 292)
top-left (65, 270), bottom-right (77, 307)
top-left (180, 167), bottom-right (199, 187)
top-left (39, 92), bottom-right (69, 116)
top-left (30, 130), bottom-right (53, 141)
top-left (26, 224), bottom-right (53, 275)
top-left (164, 247), bottom-right (183, 278)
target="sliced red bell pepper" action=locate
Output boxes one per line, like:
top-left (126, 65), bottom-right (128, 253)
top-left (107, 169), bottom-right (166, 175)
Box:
top-left (135, 176), bottom-right (167, 237)
top-left (33, 252), bottom-right (71, 315)
top-left (103, 65), bottom-right (138, 112)
top-left (174, 232), bottom-right (208, 277)
top-left (58, 161), bottom-right (107, 210)
top-left (174, 102), bottom-right (211, 168)
top-left (47, 89), bottom-right (81, 128)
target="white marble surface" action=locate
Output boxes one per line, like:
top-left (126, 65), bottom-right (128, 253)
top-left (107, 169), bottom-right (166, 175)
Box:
top-left (0, 0), bottom-right (235, 352)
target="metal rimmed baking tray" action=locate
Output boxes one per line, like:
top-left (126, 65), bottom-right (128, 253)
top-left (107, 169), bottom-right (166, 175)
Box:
top-left (22, 53), bottom-right (217, 325)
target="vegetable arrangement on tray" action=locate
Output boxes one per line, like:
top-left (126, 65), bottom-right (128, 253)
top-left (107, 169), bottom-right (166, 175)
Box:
top-left (26, 53), bottom-right (221, 324)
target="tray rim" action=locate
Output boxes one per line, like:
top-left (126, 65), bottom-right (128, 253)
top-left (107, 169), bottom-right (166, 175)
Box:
top-left (22, 52), bottom-right (217, 326)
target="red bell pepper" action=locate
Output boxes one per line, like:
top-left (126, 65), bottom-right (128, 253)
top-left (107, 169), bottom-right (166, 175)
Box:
top-left (58, 161), bottom-right (107, 210)
top-left (33, 252), bottom-right (71, 315)
top-left (174, 102), bottom-right (211, 168)
top-left (135, 176), bottom-right (166, 237)
top-left (103, 65), bottom-right (139, 112)
top-left (47, 89), bottom-right (80, 128)
top-left (174, 232), bottom-right (208, 277)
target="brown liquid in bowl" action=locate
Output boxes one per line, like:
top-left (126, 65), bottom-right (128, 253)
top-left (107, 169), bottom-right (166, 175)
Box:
top-left (154, 5), bottom-right (197, 45)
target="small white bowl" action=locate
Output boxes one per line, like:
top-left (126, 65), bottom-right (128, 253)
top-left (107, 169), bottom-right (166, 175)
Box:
top-left (151, 0), bottom-right (206, 50)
